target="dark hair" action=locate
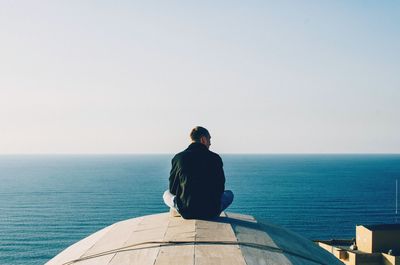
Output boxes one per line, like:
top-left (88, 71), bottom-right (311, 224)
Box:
top-left (190, 126), bottom-right (210, 142)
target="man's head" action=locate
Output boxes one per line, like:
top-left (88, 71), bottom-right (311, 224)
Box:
top-left (190, 126), bottom-right (211, 149)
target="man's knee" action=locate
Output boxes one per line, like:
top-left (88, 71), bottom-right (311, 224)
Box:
top-left (220, 190), bottom-right (234, 212)
top-left (224, 190), bottom-right (234, 203)
top-left (163, 190), bottom-right (168, 203)
top-left (163, 190), bottom-right (175, 208)
top-left (163, 190), bottom-right (170, 200)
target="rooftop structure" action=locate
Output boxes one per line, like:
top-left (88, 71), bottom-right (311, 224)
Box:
top-left (46, 211), bottom-right (343, 265)
top-left (316, 224), bottom-right (400, 265)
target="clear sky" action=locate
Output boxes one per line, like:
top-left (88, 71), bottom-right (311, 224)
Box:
top-left (1, 1), bottom-right (399, 154)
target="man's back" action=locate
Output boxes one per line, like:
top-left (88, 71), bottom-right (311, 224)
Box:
top-left (169, 142), bottom-right (225, 219)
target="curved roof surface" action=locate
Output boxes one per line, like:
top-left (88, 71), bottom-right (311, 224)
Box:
top-left (46, 212), bottom-right (343, 265)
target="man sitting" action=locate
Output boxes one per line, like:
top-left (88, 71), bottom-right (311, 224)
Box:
top-left (163, 126), bottom-right (234, 219)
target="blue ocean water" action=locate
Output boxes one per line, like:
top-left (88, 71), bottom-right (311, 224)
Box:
top-left (0, 154), bottom-right (399, 265)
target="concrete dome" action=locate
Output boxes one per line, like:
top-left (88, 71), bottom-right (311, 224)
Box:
top-left (46, 212), bottom-right (343, 265)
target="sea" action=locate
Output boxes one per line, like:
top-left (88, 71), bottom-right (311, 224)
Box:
top-left (0, 154), bottom-right (399, 265)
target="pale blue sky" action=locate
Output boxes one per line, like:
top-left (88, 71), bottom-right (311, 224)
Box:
top-left (1, 1), bottom-right (399, 153)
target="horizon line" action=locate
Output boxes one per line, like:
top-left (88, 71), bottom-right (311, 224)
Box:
top-left (0, 152), bottom-right (399, 155)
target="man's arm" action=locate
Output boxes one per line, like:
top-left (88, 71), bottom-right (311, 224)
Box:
top-left (169, 157), bottom-right (179, 195)
top-left (216, 156), bottom-right (226, 194)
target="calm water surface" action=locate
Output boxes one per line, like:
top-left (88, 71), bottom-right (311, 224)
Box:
top-left (0, 154), bottom-right (399, 264)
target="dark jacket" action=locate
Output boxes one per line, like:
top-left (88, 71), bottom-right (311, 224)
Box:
top-left (169, 143), bottom-right (225, 219)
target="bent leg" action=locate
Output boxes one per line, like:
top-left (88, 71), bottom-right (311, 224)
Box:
top-left (163, 190), bottom-right (176, 209)
top-left (220, 190), bottom-right (234, 212)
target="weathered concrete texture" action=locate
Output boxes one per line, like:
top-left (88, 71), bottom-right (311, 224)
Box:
top-left (46, 212), bottom-right (343, 265)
